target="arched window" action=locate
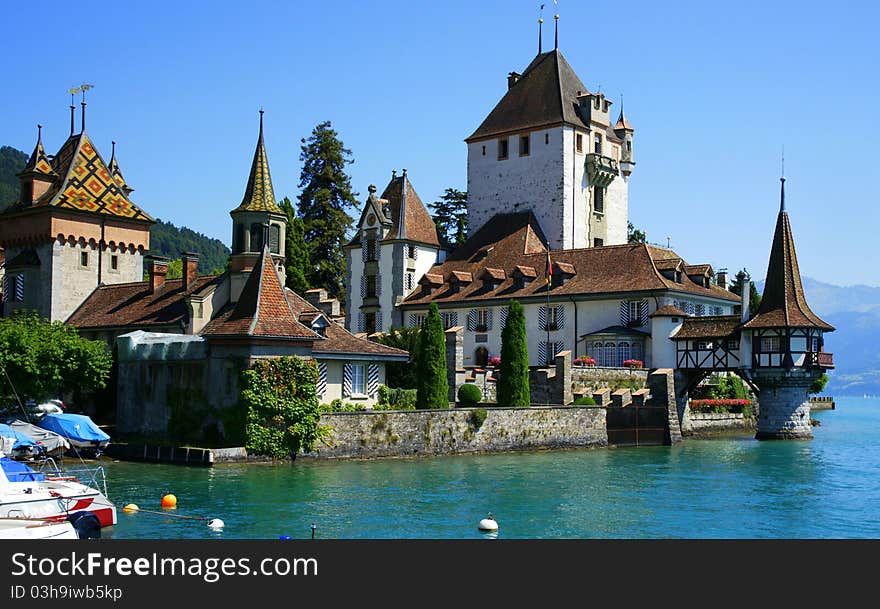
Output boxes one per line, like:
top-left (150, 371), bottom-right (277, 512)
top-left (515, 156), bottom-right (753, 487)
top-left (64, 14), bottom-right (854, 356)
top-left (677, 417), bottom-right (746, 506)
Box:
top-left (250, 224), bottom-right (263, 251)
top-left (592, 342), bottom-right (604, 366)
top-left (618, 342), bottom-right (631, 365)
top-left (605, 342), bottom-right (617, 367)
top-left (269, 224), bottom-right (280, 254)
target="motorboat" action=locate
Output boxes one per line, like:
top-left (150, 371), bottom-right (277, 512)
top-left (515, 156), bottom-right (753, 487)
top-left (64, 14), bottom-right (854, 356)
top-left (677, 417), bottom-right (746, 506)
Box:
top-left (0, 423), bottom-right (42, 459)
top-left (1, 419), bottom-right (70, 457)
top-left (0, 456), bottom-right (117, 528)
top-left (37, 413), bottom-right (110, 454)
top-left (0, 518), bottom-right (78, 539)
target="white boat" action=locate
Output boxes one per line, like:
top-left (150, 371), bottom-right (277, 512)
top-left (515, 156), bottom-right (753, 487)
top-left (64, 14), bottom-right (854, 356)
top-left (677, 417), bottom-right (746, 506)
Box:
top-left (0, 518), bottom-right (78, 539)
top-left (0, 455), bottom-right (117, 528)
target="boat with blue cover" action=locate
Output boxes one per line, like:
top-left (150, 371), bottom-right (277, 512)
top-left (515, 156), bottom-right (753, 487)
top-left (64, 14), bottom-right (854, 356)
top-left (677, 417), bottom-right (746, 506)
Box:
top-left (37, 413), bottom-right (110, 454)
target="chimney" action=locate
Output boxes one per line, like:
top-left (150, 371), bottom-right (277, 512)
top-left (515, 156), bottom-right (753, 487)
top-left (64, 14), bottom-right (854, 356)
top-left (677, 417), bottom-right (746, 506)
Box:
top-left (304, 288), bottom-right (327, 308)
top-left (146, 255), bottom-right (169, 293)
top-left (507, 72), bottom-right (521, 89)
top-left (717, 269), bottom-right (728, 290)
top-left (182, 251), bottom-right (199, 290)
top-left (741, 280), bottom-right (751, 323)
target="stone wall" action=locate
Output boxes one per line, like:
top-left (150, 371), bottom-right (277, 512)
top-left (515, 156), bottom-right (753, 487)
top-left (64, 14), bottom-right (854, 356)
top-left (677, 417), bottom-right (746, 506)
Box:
top-left (309, 405), bottom-right (607, 459)
top-left (687, 412), bottom-right (754, 434)
top-left (571, 366), bottom-right (649, 390)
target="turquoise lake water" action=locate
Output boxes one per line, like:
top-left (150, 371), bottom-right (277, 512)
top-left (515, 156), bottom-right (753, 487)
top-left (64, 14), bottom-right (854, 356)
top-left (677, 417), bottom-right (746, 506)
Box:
top-left (101, 397), bottom-right (880, 539)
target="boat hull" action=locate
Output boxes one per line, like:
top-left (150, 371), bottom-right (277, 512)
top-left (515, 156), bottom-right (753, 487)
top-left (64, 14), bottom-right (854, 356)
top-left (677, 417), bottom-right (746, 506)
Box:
top-left (0, 518), bottom-right (78, 540)
top-left (0, 484), bottom-right (117, 527)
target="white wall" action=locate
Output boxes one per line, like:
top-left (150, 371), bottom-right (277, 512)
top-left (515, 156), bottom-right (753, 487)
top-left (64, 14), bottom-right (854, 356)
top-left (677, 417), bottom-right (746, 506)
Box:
top-left (317, 358), bottom-right (386, 406)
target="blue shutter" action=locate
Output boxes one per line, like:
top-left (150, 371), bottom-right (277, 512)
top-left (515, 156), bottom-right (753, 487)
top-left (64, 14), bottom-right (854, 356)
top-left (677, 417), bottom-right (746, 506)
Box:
top-left (640, 300), bottom-right (649, 326)
top-left (343, 364), bottom-right (352, 397)
top-left (538, 341), bottom-right (548, 366)
top-left (538, 306), bottom-right (548, 331)
top-left (556, 305), bottom-right (566, 330)
top-left (2, 275), bottom-right (8, 302)
top-left (367, 364), bottom-right (380, 397)
top-left (619, 301), bottom-right (630, 326)
top-left (360, 276), bottom-right (367, 298)
top-left (408, 313), bottom-right (416, 328)
top-left (357, 313), bottom-right (365, 333)
top-left (500, 307), bottom-right (508, 330)
top-left (14, 275), bottom-right (23, 302)
top-left (317, 362), bottom-right (328, 398)
top-left (486, 309), bottom-right (493, 331)
top-left (361, 235), bottom-right (368, 262)
top-left (375, 310), bottom-right (383, 332)
top-left (467, 309), bottom-right (477, 331)
top-left (375, 239), bottom-right (381, 261)
top-left (375, 273), bottom-right (382, 297)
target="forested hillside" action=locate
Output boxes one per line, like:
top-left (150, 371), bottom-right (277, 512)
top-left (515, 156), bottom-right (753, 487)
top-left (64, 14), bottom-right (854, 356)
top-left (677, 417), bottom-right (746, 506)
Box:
top-left (0, 146), bottom-right (28, 209)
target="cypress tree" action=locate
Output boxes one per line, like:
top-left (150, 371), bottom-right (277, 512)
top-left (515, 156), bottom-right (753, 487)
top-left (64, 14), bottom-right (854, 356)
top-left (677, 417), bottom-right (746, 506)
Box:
top-left (279, 197), bottom-right (311, 295)
top-left (296, 121), bottom-right (359, 300)
top-left (498, 300), bottom-right (530, 407)
top-left (415, 303), bottom-right (449, 409)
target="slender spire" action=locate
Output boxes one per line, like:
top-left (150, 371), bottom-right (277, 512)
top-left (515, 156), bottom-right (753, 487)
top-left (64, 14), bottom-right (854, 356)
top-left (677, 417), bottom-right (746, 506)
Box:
top-left (37, 123), bottom-right (42, 145)
top-left (780, 147), bottom-right (786, 213)
top-left (538, 3), bottom-right (545, 54)
top-left (69, 88), bottom-right (77, 136)
top-left (615, 94), bottom-right (634, 131)
top-left (81, 100), bottom-right (86, 133)
top-left (233, 109), bottom-right (281, 214)
top-left (554, 12), bottom-right (559, 49)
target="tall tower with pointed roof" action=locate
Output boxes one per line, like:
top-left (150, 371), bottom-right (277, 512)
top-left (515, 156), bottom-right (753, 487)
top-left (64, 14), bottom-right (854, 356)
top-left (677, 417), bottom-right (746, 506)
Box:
top-left (344, 170), bottom-right (441, 333)
top-left (465, 47), bottom-right (634, 250)
top-left (229, 111), bottom-right (287, 303)
top-left (742, 177), bottom-right (835, 439)
top-left (0, 112), bottom-right (153, 322)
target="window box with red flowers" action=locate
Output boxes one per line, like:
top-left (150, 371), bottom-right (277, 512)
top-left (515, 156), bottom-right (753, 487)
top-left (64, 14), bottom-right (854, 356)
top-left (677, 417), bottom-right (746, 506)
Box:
top-left (622, 359), bottom-right (644, 369)
top-left (573, 357), bottom-right (596, 367)
top-left (690, 398), bottom-right (752, 414)
top-left (488, 356), bottom-right (501, 367)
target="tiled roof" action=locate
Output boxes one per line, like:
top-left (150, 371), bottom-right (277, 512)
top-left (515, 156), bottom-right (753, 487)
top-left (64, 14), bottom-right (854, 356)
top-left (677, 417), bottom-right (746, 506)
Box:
top-left (231, 113), bottom-right (282, 214)
top-left (650, 304), bottom-right (688, 318)
top-left (743, 198), bottom-right (834, 331)
top-left (672, 315), bottom-right (741, 339)
top-left (467, 50), bottom-right (590, 141)
top-left (402, 214), bottom-right (739, 307)
top-left (582, 325), bottom-right (649, 337)
top-left (654, 258), bottom-right (682, 272)
top-left (4, 132), bottom-right (153, 222)
top-left (66, 275), bottom-right (221, 330)
top-left (684, 264), bottom-right (713, 276)
top-left (107, 143), bottom-right (131, 193)
top-left (379, 174), bottom-right (440, 246)
top-left (201, 246), bottom-right (316, 339)
top-left (21, 129), bottom-right (56, 178)
top-left (554, 261), bottom-right (576, 275)
top-left (283, 288), bottom-right (409, 359)
top-left (449, 270), bottom-right (473, 283)
top-left (482, 267), bottom-right (506, 281)
top-left (615, 107), bottom-right (634, 131)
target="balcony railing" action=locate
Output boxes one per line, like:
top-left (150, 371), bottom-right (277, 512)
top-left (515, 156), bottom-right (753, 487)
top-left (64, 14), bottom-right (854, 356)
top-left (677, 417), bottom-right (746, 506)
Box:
top-left (809, 352), bottom-right (835, 369)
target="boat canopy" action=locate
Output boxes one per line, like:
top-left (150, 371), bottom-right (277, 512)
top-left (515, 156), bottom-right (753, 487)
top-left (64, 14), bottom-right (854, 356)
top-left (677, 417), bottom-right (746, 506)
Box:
top-left (0, 424), bottom-right (38, 449)
top-left (0, 457), bottom-right (45, 482)
top-left (38, 414), bottom-right (110, 444)
top-left (2, 419), bottom-right (70, 454)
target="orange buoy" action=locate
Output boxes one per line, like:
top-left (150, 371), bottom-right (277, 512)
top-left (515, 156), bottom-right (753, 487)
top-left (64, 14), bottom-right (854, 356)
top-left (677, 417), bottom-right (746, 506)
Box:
top-left (161, 494), bottom-right (177, 509)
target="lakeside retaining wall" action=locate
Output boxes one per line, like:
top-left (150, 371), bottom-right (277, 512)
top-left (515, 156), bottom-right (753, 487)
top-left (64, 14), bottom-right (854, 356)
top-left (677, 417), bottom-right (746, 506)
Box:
top-left (308, 406), bottom-right (607, 459)
top-left (686, 412), bottom-right (755, 434)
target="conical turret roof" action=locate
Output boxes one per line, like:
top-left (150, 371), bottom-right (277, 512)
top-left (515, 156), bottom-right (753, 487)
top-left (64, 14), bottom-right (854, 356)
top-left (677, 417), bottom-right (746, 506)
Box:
top-left (232, 111), bottom-right (281, 214)
top-left (20, 125), bottom-right (56, 178)
top-left (744, 179), bottom-right (834, 331)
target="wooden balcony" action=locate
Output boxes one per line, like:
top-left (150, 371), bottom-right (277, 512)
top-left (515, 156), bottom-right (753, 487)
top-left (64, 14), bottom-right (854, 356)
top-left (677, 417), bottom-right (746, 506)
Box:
top-left (808, 352), bottom-right (835, 369)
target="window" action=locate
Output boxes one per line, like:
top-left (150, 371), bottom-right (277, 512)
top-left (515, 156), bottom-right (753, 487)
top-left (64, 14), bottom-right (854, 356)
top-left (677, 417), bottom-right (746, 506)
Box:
top-left (363, 313), bottom-right (377, 334)
top-left (592, 341), bottom-right (605, 366)
top-left (80, 251), bottom-right (89, 267)
top-left (498, 138), bottom-right (509, 160)
top-left (519, 134), bottom-right (530, 156)
top-left (269, 224), bottom-right (281, 254)
top-left (410, 313), bottom-right (427, 328)
top-left (726, 339), bottom-right (740, 351)
top-left (351, 364), bottom-right (366, 396)
top-left (628, 301), bottom-right (641, 326)
top-left (441, 312), bottom-right (457, 330)
top-left (811, 337), bottom-right (820, 352)
top-left (605, 342), bottom-right (618, 367)
top-left (761, 336), bottom-right (781, 352)
top-left (544, 306), bottom-right (559, 331)
top-left (250, 224), bottom-right (263, 251)
top-left (576, 133), bottom-right (583, 153)
top-left (695, 304), bottom-right (706, 317)
top-left (482, 145), bottom-right (486, 156)
top-left (475, 309), bottom-right (490, 332)
top-left (545, 133), bottom-right (549, 145)
top-left (594, 133), bottom-right (602, 154)
top-left (675, 271), bottom-right (683, 283)
top-left (365, 238), bottom-right (377, 262)
top-left (618, 342), bottom-right (631, 364)
top-left (593, 186), bottom-right (604, 213)
top-left (110, 255), bottom-right (118, 271)
top-left (696, 341), bottom-right (710, 350)
top-left (365, 275), bottom-right (377, 298)
top-left (593, 238), bottom-right (604, 247)
top-left (631, 342), bottom-right (643, 362)
top-left (626, 141), bottom-right (632, 153)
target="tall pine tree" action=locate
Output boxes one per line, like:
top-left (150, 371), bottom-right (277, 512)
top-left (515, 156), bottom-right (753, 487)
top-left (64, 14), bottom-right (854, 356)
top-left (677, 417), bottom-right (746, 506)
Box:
top-left (279, 197), bottom-right (311, 295)
top-left (415, 303), bottom-right (449, 409)
top-left (429, 188), bottom-right (468, 248)
top-left (730, 268), bottom-right (762, 317)
top-left (297, 121), bottom-right (359, 299)
top-left (498, 300), bottom-right (530, 407)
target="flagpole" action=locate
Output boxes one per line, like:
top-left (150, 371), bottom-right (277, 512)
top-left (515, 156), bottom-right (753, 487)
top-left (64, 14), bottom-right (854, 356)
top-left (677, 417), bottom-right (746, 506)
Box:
top-left (546, 249), bottom-right (552, 365)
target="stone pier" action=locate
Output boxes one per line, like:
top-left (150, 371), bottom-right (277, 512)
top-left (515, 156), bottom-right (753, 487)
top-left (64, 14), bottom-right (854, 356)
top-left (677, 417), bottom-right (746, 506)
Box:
top-left (751, 369), bottom-right (814, 440)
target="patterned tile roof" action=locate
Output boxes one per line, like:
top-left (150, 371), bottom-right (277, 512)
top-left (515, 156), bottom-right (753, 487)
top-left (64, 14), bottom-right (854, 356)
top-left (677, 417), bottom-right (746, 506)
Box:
top-left (201, 246), bottom-right (316, 339)
top-left (743, 187), bottom-right (834, 331)
top-left (467, 50), bottom-right (590, 141)
top-left (66, 275), bottom-right (221, 330)
top-left (231, 112), bottom-right (282, 214)
top-left (21, 127), bottom-right (56, 178)
top-left (284, 288), bottom-right (408, 358)
top-left (7, 133), bottom-right (153, 222)
top-left (402, 213), bottom-right (739, 307)
top-left (107, 142), bottom-right (131, 194)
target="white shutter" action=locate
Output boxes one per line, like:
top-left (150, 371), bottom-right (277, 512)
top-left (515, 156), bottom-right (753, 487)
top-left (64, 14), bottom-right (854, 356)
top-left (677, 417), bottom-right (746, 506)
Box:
top-left (317, 362), bottom-right (328, 398)
top-left (408, 313), bottom-right (417, 328)
top-left (367, 364), bottom-right (380, 397)
top-left (500, 307), bottom-right (508, 330)
top-left (343, 364), bottom-right (352, 397)
top-left (361, 235), bottom-right (368, 262)
top-left (556, 305), bottom-right (566, 330)
top-left (639, 300), bottom-right (649, 326)
top-left (619, 301), bottom-right (630, 326)
top-left (14, 275), bottom-right (23, 302)
top-left (360, 276), bottom-right (367, 298)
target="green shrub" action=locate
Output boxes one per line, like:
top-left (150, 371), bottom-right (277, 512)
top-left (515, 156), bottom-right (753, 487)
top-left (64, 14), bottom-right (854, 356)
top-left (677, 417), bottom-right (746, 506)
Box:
top-left (470, 407), bottom-right (488, 429)
top-left (573, 396), bottom-right (597, 405)
top-left (377, 384), bottom-right (391, 405)
top-left (497, 300), bottom-right (530, 407)
top-left (458, 383), bottom-right (482, 405)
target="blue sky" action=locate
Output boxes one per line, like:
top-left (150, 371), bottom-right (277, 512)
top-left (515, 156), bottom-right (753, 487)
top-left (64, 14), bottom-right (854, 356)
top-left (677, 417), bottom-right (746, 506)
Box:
top-left (2, 0), bottom-right (877, 286)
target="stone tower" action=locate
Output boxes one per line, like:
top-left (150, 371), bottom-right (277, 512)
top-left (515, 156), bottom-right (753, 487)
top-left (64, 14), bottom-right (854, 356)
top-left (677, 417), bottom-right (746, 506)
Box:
top-left (229, 111), bottom-right (287, 303)
top-left (742, 177), bottom-right (835, 439)
top-left (344, 171), bottom-right (441, 333)
top-left (465, 48), bottom-right (634, 250)
top-left (0, 112), bottom-right (153, 322)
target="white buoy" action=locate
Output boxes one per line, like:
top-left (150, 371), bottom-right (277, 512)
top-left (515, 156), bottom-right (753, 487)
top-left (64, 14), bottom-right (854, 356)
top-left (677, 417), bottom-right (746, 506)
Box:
top-left (478, 513), bottom-right (498, 531)
top-left (207, 518), bottom-right (225, 529)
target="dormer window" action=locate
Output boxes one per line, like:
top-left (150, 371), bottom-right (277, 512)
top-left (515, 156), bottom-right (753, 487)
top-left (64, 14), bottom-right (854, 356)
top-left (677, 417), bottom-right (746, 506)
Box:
top-left (512, 266), bottom-right (537, 290)
top-left (675, 271), bottom-right (683, 283)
